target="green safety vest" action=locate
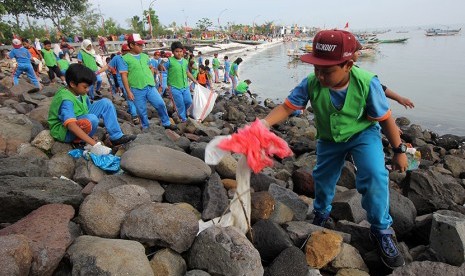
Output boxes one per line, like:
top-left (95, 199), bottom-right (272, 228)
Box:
top-left (79, 50), bottom-right (98, 72)
top-left (167, 57), bottom-right (189, 89)
top-left (48, 87), bottom-right (89, 142)
top-left (41, 49), bottom-right (57, 67)
top-left (229, 62), bottom-right (238, 76)
top-left (212, 58), bottom-right (220, 69)
top-left (308, 66), bottom-right (376, 142)
top-left (235, 81), bottom-right (249, 93)
top-left (122, 53), bottom-right (155, 89)
top-left (57, 59), bottom-right (70, 71)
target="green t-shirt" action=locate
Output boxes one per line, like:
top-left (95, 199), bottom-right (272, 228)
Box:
top-left (41, 49), bottom-right (57, 67)
top-left (57, 59), bottom-right (70, 71)
top-left (235, 81), bottom-right (249, 93)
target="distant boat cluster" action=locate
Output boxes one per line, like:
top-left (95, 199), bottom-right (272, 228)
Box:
top-left (425, 28), bottom-right (461, 36)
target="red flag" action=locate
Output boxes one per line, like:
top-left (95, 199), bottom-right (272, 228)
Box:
top-left (344, 22), bottom-right (349, 30)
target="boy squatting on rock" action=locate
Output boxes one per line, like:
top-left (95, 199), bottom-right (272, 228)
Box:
top-left (48, 63), bottom-right (136, 155)
top-left (262, 29), bottom-right (407, 269)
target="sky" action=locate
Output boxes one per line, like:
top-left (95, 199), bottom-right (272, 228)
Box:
top-left (92, 0), bottom-right (465, 30)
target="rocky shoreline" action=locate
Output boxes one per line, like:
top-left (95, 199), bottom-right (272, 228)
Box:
top-left (1, 45), bottom-right (465, 275)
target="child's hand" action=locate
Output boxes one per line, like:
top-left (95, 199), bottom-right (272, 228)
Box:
top-left (397, 97), bottom-right (414, 109)
top-left (127, 90), bottom-right (134, 101)
top-left (391, 153), bottom-right (408, 172)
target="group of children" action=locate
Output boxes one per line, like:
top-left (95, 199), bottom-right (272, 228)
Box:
top-left (14, 30), bottom-right (415, 270)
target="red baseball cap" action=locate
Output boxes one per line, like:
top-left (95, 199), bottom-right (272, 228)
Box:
top-left (154, 51), bottom-right (161, 56)
top-left (12, 38), bottom-right (22, 49)
top-left (127, 33), bottom-right (145, 45)
top-left (300, 30), bottom-right (360, 66)
top-left (121, 43), bottom-right (130, 51)
top-left (164, 52), bottom-right (172, 57)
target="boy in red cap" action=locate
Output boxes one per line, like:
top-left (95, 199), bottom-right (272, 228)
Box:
top-left (8, 38), bottom-right (41, 89)
top-left (120, 34), bottom-right (176, 131)
top-left (262, 29), bottom-right (406, 269)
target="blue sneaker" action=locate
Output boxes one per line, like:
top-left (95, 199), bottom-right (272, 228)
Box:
top-left (370, 228), bottom-right (405, 269)
top-left (312, 210), bottom-right (330, 227)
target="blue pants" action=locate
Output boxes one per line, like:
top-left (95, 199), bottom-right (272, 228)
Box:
top-left (132, 86), bottom-right (171, 129)
top-left (14, 63), bottom-right (40, 87)
top-left (224, 71), bottom-right (230, 82)
top-left (231, 76), bottom-right (238, 93)
top-left (170, 86), bottom-right (192, 122)
top-left (117, 80), bottom-right (137, 117)
top-left (312, 124), bottom-right (392, 230)
top-left (64, 98), bottom-right (123, 142)
top-left (88, 73), bottom-right (102, 100)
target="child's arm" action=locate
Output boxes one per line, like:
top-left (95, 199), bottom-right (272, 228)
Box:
top-left (379, 116), bottom-right (408, 172)
top-left (187, 70), bottom-right (198, 84)
top-left (384, 87), bottom-right (414, 109)
top-left (263, 103), bottom-right (295, 127)
top-left (66, 121), bottom-right (97, 146)
top-left (96, 64), bottom-right (109, 75)
top-left (120, 72), bottom-right (134, 100)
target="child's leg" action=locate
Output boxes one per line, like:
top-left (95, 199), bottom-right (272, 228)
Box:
top-left (52, 66), bottom-right (65, 82)
top-left (23, 64), bottom-right (40, 87)
top-left (47, 66), bottom-right (55, 82)
top-left (63, 115), bottom-right (98, 143)
top-left (146, 86), bottom-right (171, 127)
top-left (13, 65), bottom-right (24, 85)
top-left (88, 98), bottom-right (124, 141)
top-left (224, 72), bottom-right (229, 82)
top-left (181, 87), bottom-right (192, 120)
top-left (95, 73), bottom-right (102, 92)
top-left (131, 87), bottom-right (150, 129)
top-left (312, 139), bottom-right (348, 215)
top-left (231, 76), bottom-right (237, 92)
top-left (350, 124), bottom-right (392, 230)
top-left (170, 86), bottom-right (187, 121)
top-left (214, 68), bottom-right (219, 82)
top-left (88, 84), bottom-right (95, 100)
top-left (118, 81), bottom-right (138, 117)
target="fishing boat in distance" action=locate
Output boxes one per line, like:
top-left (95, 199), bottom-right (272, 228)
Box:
top-left (379, 38), bottom-right (409, 43)
top-left (229, 39), bottom-right (266, 45)
top-left (425, 28), bottom-right (461, 36)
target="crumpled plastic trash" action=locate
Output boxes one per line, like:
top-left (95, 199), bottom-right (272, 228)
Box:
top-left (217, 118), bottom-right (293, 173)
top-left (201, 118), bottom-right (293, 235)
top-left (68, 148), bottom-right (120, 173)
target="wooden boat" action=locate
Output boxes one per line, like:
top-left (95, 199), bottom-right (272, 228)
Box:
top-left (379, 38), bottom-right (409, 43)
top-left (287, 49), bottom-right (306, 59)
top-left (230, 39), bottom-right (266, 45)
top-left (425, 28), bottom-right (461, 36)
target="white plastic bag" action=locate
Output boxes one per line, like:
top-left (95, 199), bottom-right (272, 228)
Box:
top-left (191, 84), bottom-right (218, 122)
top-left (199, 137), bottom-right (252, 235)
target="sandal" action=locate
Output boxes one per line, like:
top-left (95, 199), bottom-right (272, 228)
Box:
top-left (132, 117), bottom-right (140, 125)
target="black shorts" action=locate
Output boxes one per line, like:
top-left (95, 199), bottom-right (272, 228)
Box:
top-left (47, 65), bottom-right (63, 79)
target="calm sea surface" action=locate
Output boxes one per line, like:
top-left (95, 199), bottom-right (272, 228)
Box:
top-left (241, 28), bottom-right (465, 136)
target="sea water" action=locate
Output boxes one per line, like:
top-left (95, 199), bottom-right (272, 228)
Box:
top-left (241, 28), bottom-right (465, 136)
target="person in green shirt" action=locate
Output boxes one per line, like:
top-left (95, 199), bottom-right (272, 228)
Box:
top-left (77, 39), bottom-right (102, 100)
top-left (41, 40), bottom-right (65, 84)
top-left (234, 79), bottom-right (254, 99)
top-left (57, 53), bottom-right (70, 76)
top-left (120, 34), bottom-right (177, 131)
top-left (212, 53), bottom-right (220, 83)
top-left (48, 63), bottom-right (136, 153)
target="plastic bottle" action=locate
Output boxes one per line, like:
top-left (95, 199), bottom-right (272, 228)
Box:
top-left (406, 147), bottom-right (421, 171)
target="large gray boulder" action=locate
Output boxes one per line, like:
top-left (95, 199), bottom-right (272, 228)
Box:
top-left (391, 260), bottom-right (465, 276)
top-left (0, 175), bottom-right (83, 223)
top-left (121, 202), bottom-right (199, 253)
top-left (78, 185), bottom-right (151, 238)
top-left (429, 210), bottom-right (465, 266)
top-left (67, 235), bottom-right (154, 276)
top-left (93, 174), bottom-right (165, 202)
top-left (187, 226), bottom-right (263, 275)
top-left (0, 111), bottom-right (34, 156)
top-left (121, 145), bottom-right (211, 184)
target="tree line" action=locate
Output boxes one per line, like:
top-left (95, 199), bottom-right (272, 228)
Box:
top-left (0, 0), bottom-right (279, 44)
